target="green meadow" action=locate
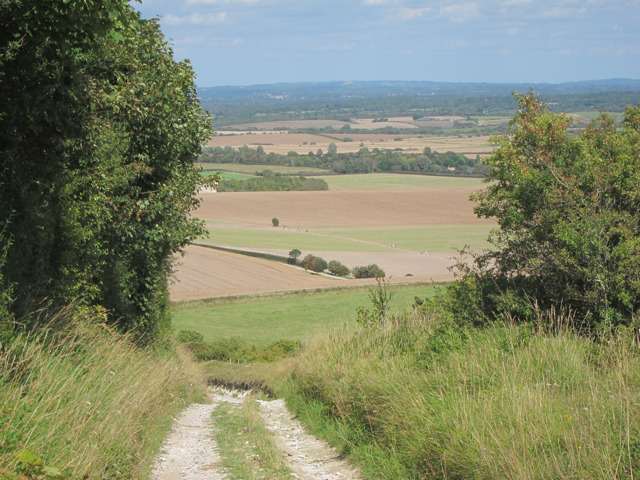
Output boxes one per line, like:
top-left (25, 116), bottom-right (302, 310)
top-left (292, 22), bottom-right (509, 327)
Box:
top-left (172, 284), bottom-right (436, 344)
top-left (202, 223), bottom-right (493, 253)
top-left (317, 173), bottom-right (485, 190)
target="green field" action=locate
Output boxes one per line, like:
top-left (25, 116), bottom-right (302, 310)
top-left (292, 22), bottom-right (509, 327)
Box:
top-left (199, 162), bottom-right (330, 175)
top-left (171, 284), bottom-right (436, 344)
top-left (317, 173), bottom-right (485, 190)
top-left (203, 224), bottom-right (492, 252)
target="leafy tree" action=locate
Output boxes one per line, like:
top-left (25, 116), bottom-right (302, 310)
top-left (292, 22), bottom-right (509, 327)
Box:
top-left (301, 254), bottom-right (327, 272)
top-left (0, 2), bottom-right (211, 339)
top-left (467, 91), bottom-right (640, 330)
top-left (272, 217), bottom-right (280, 227)
top-left (309, 257), bottom-right (328, 273)
top-left (352, 264), bottom-right (386, 279)
top-left (288, 249), bottom-right (302, 264)
top-left (328, 260), bottom-right (350, 276)
top-left (328, 143), bottom-right (338, 156)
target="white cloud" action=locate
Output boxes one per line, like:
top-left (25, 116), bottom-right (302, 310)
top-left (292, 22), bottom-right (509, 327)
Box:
top-left (363, 0), bottom-right (398, 4)
top-left (398, 7), bottom-right (430, 19)
top-left (502, 0), bottom-right (533, 6)
top-left (439, 2), bottom-right (480, 22)
top-left (540, 6), bottom-right (586, 19)
top-left (185, 0), bottom-right (258, 5)
top-left (163, 12), bottom-right (228, 25)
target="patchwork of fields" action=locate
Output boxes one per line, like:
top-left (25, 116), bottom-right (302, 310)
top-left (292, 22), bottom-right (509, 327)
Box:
top-left (207, 130), bottom-right (493, 157)
top-left (170, 174), bottom-right (494, 301)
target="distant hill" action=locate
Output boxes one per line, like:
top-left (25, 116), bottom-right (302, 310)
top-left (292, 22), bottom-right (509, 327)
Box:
top-left (198, 79), bottom-right (640, 127)
top-left (198, 79), bottom-right (640, 104)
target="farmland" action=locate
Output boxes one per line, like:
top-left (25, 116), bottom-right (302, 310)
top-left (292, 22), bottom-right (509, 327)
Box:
top-left (170, 174), bottom-right (493, 301)
top-left (207, 127), bottom-right (494, 157)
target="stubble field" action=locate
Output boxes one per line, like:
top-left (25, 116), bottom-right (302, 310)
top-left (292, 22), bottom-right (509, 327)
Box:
top-left (170, 175), bottom-right (494, 301)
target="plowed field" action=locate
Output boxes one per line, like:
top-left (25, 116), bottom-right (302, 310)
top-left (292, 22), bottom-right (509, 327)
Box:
top-left (170, 185), bottom-right (493, 301)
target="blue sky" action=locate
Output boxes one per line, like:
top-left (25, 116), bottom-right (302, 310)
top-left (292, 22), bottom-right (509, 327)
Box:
top-left (135, 0), bottom-right (640, 87)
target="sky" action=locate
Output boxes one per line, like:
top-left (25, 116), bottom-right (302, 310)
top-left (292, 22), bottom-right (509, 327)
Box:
top-left (134, 0), bottom-right (640, 87)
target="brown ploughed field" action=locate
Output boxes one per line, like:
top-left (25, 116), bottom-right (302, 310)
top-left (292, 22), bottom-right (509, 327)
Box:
top-left (170, 186), bottom-right (492, 301)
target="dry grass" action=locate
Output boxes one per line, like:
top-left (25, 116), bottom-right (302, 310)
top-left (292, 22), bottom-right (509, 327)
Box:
top-left (0, 308), bottom-right (205, 478)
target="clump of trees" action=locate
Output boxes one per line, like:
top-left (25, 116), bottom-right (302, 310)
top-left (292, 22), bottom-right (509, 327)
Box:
top-left (352, 264), bottom-right (386, 279)
top-left (217, 175), bottom-right (328, 192)
top-left (445, 91), bottom-right (640, 332)
top-left (201, 144), bottom-right (488, 176)
top-left (301, 254), bottom-right (328, 273)
top-left (0, 2), bottom-right (211, 341)
top-left (328, 260), bottom-right (350, 277)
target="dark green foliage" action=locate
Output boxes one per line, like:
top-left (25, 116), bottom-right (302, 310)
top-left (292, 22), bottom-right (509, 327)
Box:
top-left (352, 264), bottom-right (386, 279)
top-left (301, 254), bottom-right (327, 273)
top-left (272, 217), bottom-right (279, 227)
top-left (328, 260), bottom-right (350, 276)
top-left (216, 175), bottom-right (328, 192)
top-left (0, 2), bottom-right (211, 338)
top-left (288, 249), bottom-right (302, 265)
top-left (458, 91), bottom-right (640, 331)
top-left (201, 145), bottom-right (486, 176)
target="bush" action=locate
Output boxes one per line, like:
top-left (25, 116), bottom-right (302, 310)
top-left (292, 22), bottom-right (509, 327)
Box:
top-left (272, 217), bottom-right (279, 227)
top-left (309, 257), bottom-right (328, 273)
top-left (352, 264), bottom-right (385, 279)
top-left (176, 329), bottom-right (205, 344)
top-left (328, 260), bottom-right (350, 277)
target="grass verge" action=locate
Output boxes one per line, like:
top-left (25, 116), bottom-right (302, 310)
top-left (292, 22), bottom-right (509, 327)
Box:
top-left (0, 307), bottom-right (205, 478)
top-left (287, 309), bottom-right (640, 479)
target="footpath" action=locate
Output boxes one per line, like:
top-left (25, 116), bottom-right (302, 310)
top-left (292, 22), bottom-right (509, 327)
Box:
top-left (150, 388), bottom-right (362, 480)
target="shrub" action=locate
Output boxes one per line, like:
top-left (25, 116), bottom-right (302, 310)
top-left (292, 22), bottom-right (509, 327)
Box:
top-left (328, 260), bottom-right (350, 277)
top-left (176, 329), bottom-right (205, 344)
top-left (352, 264), bottom-right (385, 279)
top-left (309, 257), bottom-right (328, 273)
top-left (271, 217), bottom-right (279, 227)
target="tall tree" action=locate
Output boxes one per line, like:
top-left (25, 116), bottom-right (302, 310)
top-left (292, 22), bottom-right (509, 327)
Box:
top-left (0, 1), bottom-right (211, 338)
top-left (469, 91), bottom-right (640, 329)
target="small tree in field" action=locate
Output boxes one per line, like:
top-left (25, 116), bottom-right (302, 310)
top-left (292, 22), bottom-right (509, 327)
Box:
top-left (288, 248), bottom-right (302, 264)
top-left (328, 260), bottom-right (350, 276)
top-left (272, 217), bottom-right (279, 227)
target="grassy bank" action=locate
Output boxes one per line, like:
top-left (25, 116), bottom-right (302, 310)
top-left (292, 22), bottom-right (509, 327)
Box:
top-left (0, 308), bottom-right (205, 478)
top-left (287, 309), bottom-right (640, 479)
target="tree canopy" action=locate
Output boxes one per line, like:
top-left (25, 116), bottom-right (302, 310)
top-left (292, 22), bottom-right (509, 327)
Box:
top-left (458, 91), bottom-right (640, 330)
top-left (0, 1), bottom-right (212, 339)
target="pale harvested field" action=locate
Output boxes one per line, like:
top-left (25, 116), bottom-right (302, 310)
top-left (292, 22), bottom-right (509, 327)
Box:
top-left (170, 188), bottom-right (492, 300)
top-left (207, 131), bottom-right (492, 157)
top-left (194, 189), bottom-right (485, 227)
top-left (170, 245), bottom-right (454, 301)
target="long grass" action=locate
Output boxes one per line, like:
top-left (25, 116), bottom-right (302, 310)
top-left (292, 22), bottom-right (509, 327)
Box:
top-left (0, 307), bottom-right (205, 478)
top-left (288, 310), bottom-right (640, 479)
